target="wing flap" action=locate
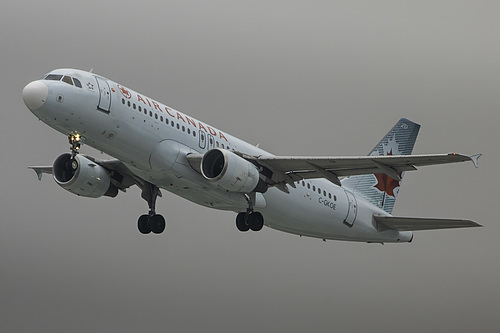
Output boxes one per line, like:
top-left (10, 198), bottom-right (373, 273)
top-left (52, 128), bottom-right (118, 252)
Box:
top-left (374, 215), bottom-right (482, 231)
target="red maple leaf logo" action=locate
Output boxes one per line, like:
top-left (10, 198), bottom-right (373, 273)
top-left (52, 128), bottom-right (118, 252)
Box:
top-left (373, 149), bottom-right (402, 205)
top-left (117, 85), bottom-right (131, 99)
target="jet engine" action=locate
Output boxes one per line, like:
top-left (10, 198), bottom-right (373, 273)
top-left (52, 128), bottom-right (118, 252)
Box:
top-left (201, 149), bottom-right (267, 193)
top-left (53, 153), bottom-right (118, 198)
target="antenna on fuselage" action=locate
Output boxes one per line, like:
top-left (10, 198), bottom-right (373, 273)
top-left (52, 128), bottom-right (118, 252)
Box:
top-left (89, 68), bottom-right (94, 73)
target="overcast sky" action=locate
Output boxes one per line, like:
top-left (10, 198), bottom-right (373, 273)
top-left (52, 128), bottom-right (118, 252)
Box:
top-left (1, 1), bottom-right (499, 332)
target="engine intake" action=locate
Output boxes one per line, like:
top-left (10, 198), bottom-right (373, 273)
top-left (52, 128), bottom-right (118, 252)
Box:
top-left (53, 153), bottom-right (118, 198)
top-left (201, 149), bottom-right (267, 193)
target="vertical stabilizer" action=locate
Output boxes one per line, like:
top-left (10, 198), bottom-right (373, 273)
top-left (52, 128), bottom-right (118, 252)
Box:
top-left (341, 118), bottom-right (420, 214)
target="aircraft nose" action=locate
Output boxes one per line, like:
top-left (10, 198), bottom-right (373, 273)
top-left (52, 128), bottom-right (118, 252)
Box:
top-left (22, 81), bottom-right (48, 111)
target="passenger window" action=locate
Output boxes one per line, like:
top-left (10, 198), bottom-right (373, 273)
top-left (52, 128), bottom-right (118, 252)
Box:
top-left (307, 183), bottom-right (310, 189)
top-left (160, 116), bottom-right (163, 122)
top-left (328, 193), bottom-right (332, 199)
top-left (62, 76), bottom-right (73, 85)
top-left (45, 74), bottom-right (63, 81)
top-left (133, 103), bottom-right (136, 109)
top-left (122, 99), bottom-right (125, 104)
top-left (182, 126), bottom-right (185, 132)
top-left (155, 114), bottom-right (158, 119)
top-left (73, 78), bottom-right (82, 88)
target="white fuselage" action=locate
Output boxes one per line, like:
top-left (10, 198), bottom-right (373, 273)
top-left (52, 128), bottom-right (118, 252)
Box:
top-left (26, 68), bottom-right (412, 243)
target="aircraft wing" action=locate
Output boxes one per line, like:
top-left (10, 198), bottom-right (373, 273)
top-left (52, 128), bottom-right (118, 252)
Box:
top-left (186, 151), bottom-right (480, 190)
top-left (373, 215), bottom-right (482, 231)
top-left (251, 153), bottom-right (481, 187)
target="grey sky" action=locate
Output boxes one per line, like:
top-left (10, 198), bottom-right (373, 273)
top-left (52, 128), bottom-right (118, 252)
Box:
top-left (1, 1), bottom-right (499, 332)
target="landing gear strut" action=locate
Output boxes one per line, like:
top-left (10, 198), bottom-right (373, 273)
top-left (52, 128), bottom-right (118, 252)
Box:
top-left (138, 182), bottom-right (166, 234)
top-left (236, 192), bottom-right (264, 232)
top-left (62, 134), bottom-right (85, 172)
top-left (68, 134), bottom-right (84, 157)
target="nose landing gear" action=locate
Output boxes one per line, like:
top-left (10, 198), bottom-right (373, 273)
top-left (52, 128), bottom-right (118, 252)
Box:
top-left (69, 134), bottom-right (84, 157)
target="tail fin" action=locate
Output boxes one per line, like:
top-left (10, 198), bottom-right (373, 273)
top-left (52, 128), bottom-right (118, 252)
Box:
top-left (341, 118), bottom-right (421, 214)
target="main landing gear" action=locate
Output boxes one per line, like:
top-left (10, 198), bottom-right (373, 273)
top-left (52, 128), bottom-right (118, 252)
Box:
top-left (236, 211), bottom-right (264, 232)
top-left (138, 182), bottom-right (166, 234)
top-left (138, 214), bottom-right (166, 234)
top-left (236, 192), bottom-right (264, 232)
top-left (67, 134), bottom-right (166, 235)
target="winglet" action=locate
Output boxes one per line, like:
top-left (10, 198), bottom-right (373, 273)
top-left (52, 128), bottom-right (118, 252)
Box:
top-left (28, 166), bottom-right (53, 181)
top-left (470, 153), bottom-right (482, 168)
top-left (30, 167), bottom-right (44, 181)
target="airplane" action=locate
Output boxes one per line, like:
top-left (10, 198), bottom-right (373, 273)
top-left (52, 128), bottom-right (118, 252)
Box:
top-left (22, 68), bottom-right (482, 243)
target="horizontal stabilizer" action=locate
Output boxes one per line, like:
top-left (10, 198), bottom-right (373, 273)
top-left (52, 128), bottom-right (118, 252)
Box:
top-left (374, 215), bottom-right (482, 231)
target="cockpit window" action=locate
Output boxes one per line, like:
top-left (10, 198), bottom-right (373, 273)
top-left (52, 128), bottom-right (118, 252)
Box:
top-left (62, 76), bottom-right (73, 85)
top-left (43, 74), bottom-right (82, 88)
top-left (45, 74), bottom-right (63, 81)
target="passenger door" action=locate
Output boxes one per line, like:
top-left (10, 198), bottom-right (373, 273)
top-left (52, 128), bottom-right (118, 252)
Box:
top-left (95, 76), bottom-right (111, 112)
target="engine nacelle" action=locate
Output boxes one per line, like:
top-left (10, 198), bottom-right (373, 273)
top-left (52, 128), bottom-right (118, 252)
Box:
top-left (201, 149), bottom-right (267, 193)
top-left (53, 153), bottom-right (118, 198)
